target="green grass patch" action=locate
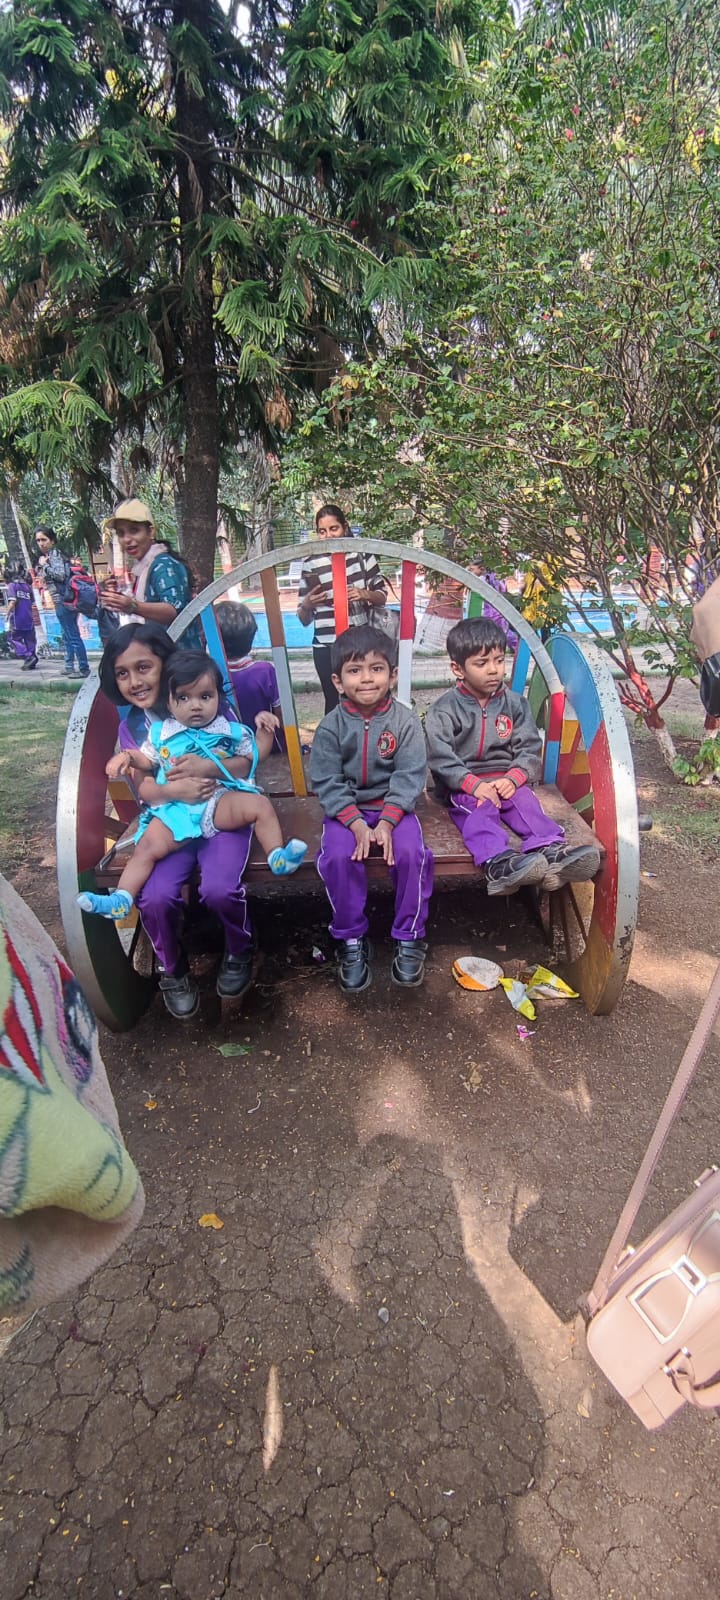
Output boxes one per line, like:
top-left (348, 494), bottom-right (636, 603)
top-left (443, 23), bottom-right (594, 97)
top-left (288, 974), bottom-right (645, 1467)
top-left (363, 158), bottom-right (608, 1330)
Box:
top-left (0, 689), bottom-right (72, 873)
top-left (643, 783), bottom-right (720, 859)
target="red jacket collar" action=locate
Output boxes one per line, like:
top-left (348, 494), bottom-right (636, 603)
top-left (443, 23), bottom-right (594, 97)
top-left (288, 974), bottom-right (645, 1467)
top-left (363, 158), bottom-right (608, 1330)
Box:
top-left (341, 694), bottom-right (394, 717)
top-left (457, 682), bottom-right (502, 708)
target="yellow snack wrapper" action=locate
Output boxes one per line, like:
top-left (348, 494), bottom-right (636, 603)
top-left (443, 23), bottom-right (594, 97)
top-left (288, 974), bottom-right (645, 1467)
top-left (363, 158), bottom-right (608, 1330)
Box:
top-left (525, 965), bottom-right (579, 1001)
top-left (498, 977), bottom-right (537, 1021)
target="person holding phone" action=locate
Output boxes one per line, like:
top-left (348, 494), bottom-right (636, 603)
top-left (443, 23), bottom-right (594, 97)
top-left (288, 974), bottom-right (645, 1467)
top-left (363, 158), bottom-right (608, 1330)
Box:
top-left (296, 504), bottom-right (387, 712)
top-left (98, 499), bottom-right (202, 648)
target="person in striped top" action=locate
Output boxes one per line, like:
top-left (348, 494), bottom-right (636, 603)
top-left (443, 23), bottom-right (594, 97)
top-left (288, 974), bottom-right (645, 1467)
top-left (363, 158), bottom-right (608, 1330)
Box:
top-left (297, 504), bottom-right (387, 712)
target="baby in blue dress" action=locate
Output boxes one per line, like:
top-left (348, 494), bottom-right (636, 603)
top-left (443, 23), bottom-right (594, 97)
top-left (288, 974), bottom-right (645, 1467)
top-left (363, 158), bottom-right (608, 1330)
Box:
top-left (79, 650), bottom-right (307, 922)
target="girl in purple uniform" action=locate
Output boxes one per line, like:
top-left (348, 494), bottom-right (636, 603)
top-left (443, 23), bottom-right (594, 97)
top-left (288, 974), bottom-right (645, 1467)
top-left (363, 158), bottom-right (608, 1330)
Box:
top-left (5, 566), bottom-right (38, 669)
top-left (97, 623), bottom-right (260, 1019)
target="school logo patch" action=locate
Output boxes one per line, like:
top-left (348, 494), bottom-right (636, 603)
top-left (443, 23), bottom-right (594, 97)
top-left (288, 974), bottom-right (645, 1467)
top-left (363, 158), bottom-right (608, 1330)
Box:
top-left (495, 714), bottom-right (513, 741)
top-left (377, 729), bottom-right (397, 759)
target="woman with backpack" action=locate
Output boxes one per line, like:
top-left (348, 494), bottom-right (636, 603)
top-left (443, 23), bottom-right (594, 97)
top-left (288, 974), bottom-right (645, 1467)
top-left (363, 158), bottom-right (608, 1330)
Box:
top-left (4, 564), bottom-right (38, 669)
top-left (98, 499), bottom-right (202, 648)
top-left (34, 525), bottom-right (90, 678)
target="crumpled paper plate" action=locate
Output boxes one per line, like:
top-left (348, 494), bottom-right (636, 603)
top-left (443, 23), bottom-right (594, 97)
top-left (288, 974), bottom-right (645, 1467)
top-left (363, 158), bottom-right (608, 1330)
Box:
top-left (452, 956), bottom-right (504, 992)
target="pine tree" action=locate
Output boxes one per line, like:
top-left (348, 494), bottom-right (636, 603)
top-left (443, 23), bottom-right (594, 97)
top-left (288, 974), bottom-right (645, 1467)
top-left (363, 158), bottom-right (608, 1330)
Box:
top-left (0, 0), bottom-right (488, 579)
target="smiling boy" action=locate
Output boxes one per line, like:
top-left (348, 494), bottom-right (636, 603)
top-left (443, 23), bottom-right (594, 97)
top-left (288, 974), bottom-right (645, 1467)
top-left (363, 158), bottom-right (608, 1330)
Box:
top-left (425, 617), bottom-right (600, 894)
top-left (310, 625), bottom-right (434, 992)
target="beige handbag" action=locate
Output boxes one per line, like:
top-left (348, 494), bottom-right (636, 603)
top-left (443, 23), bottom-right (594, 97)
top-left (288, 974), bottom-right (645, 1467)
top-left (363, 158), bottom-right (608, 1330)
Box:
top-left (584, 961), bottom-right (720, 1429)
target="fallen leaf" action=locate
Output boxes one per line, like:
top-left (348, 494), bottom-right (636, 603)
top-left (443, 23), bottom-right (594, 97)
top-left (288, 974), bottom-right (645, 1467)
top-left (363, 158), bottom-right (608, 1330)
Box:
top-left (198, 1213), bottom-right (225, 1230)
top-left (216, 1043), bottom-right (251, 1057)
top-left (144, 1097), bottom-right (158, 1110)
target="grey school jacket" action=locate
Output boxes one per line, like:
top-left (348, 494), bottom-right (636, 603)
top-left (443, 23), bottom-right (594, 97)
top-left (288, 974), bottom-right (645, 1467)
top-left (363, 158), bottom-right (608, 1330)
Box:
top-left (425, 683), bottom-right (543, 797)
top-left (310, 695), bottom-right (427, 827)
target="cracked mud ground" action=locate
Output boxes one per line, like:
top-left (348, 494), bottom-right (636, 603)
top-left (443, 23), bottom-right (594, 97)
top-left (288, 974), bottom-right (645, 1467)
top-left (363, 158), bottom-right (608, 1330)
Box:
top-left (2, 733), bottom-right (720, 1599)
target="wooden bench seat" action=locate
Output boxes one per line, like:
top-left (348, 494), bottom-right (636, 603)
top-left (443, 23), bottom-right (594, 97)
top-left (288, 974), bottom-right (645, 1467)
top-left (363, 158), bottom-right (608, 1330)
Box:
top-left (244, 783), bottom-right (602, 880)
top-left (95, 754), bottom-right (603, 887)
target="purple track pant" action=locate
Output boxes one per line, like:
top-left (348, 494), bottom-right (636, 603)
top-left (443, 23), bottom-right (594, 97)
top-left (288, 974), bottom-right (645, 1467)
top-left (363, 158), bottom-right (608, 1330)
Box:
top-left (136, 828), bottom-right (253, 975)
top-left (450, 786), bottom-right (563, 865)
top-left (10, 626), bottom-right (36, 660)
top-left (317, 809), bottom-right (434, 942)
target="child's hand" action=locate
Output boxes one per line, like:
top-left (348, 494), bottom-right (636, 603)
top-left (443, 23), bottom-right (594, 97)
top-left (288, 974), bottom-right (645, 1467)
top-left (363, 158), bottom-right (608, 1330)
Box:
top-left (255, 711), bottom-right (280, 735)
top-left (473, 780), bottom-right (502, 807)
top-left (106, 751), bottom-right (132, 780)
top-left (349, 819), bottom-right (373, 860)
top-left (168, 754), bottom-right (211, 778)
top-left (370, 819), bottom-right (395, 865)
top-left (493, 776), bottom-right (517, 800)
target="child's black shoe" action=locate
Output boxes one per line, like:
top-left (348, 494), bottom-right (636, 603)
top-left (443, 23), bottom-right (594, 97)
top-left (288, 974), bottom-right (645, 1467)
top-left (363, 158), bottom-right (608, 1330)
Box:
top-left (391, 940), bottom-right (427, 987)
top-left (485, 850), bottom-right (548, 896)
top-left (337, 937), bottom-right (371, 994)
top-left (540, 841), bottom-right (601, 892)
top-left (158, 966), bottom-right (200, 1020)
top-left (216, 949), bottom-right (254, 999)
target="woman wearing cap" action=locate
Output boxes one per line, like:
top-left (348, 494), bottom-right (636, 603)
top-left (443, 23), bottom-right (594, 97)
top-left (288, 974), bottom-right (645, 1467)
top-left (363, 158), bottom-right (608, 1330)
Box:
top-left (98, 500), bottom-right (202, 648)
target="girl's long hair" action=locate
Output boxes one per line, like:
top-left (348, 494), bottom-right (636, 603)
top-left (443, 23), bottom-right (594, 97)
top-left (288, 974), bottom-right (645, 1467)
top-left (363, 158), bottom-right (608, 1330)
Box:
top-left (98, 621), bottom-right (177, 706)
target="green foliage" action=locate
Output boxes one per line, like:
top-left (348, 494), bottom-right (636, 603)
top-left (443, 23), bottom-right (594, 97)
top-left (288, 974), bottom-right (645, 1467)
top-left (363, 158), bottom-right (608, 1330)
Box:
top-left (0, 0), bottom-right (489, 578)
top-left (289, 0), bottom-right (720, 740)
top-left (673, 738), bottom-right (720, 787)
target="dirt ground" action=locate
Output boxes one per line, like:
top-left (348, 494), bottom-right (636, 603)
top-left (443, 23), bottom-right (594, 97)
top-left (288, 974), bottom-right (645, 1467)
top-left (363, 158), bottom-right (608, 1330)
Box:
top-left (2, 711), bottom-right (720, 1600)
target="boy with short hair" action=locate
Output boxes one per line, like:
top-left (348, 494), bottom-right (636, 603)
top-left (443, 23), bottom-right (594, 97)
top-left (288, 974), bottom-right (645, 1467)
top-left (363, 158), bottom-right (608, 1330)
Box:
top-left (310, 624), bottom-right (434, 992)
top-left (425, 617), bottom-right (600, 894)
top-left (215, 601), bottom-right (285, 752)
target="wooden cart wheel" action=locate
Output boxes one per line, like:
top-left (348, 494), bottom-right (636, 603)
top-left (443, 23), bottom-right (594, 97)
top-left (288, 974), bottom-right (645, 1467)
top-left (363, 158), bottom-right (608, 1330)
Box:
top-left (56, 539), bottom-right (637, 1026)
top-left (57, 677), bottom-right (154, 1032)
top-left (540, 634), bottom-right (639, 1015)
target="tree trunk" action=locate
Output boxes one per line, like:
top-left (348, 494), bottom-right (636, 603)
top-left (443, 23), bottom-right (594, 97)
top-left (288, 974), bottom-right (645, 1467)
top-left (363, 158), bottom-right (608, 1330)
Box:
top-left (0, 495), bottom-right (25, 567)
top-left (173, 0), bottom-right (219, 589)
top-left (619, 652), bottom-right (678, 769)
top-left (109, 437), bottom-right (132, 500)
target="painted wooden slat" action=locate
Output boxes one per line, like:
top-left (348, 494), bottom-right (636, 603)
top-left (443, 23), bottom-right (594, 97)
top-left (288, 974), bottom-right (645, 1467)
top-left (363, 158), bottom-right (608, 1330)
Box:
top-left (542, 689), bottom-right (566, 783)
top-left (260, 567), bottom-right (307, 798)
top-left (397, 560), bottom-right (416, 707)
top-left (548, 633), bottom-right (639, 1015)
top-left (200, 602), bottom-right (236, 707)
top-left (510, 636), bottom-right (531, 692)
top-left (57, 682), bottom-right (152, 1031)
top-left (331, 551), bottom-right (349, 635)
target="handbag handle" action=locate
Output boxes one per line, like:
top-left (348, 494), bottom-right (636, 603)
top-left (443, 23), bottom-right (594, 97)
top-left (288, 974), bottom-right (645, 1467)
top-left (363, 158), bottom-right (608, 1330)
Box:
top-left (588, 959), bottom-right (720, 1313)
top-left (667, 1354), bottom-right (720, 1411)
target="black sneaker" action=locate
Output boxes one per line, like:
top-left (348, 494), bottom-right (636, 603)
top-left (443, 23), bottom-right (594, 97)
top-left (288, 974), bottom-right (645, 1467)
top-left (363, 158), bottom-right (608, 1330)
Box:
top-left (541, 841), bottom-right (601, 892)
top-left (391, 940), bottom-right (428, 988)
top-left (21, 655), bottom-right (38, 671)
top-left (216, 949), bottom-right (254, 999)
top-left (337, 937), bottom-right (371, 994)
top-left (485, 849), bottom-right (549, 896)
top-left (158, 967), bottom-right (200, 1020)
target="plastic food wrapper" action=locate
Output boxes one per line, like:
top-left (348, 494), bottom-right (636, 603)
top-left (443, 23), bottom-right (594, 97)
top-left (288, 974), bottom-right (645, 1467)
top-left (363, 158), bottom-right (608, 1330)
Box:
top-left (500, 965), bottom-right (579, 1021)
top-left (525, 965), bottom-right (579, 1002)
top-left (452, 957), bottom-right (504, 992)
top-left (499, 977), bottom-right (537, 1019)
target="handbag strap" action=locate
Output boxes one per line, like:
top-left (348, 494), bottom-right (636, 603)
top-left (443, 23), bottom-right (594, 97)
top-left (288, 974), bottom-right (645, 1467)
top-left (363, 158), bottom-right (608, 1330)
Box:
top-left (589, 958), bottom-right (720, 1310)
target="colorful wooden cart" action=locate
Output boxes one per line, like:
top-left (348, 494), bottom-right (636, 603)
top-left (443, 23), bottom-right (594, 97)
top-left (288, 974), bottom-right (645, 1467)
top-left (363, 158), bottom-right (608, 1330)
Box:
top-left (56, 539), bottom-right (639, 1031)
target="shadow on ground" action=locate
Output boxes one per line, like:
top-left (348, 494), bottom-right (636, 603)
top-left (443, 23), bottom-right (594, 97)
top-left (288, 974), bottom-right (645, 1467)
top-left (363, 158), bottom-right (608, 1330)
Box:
top-left (2, 800), bottom-right (720, 1598)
